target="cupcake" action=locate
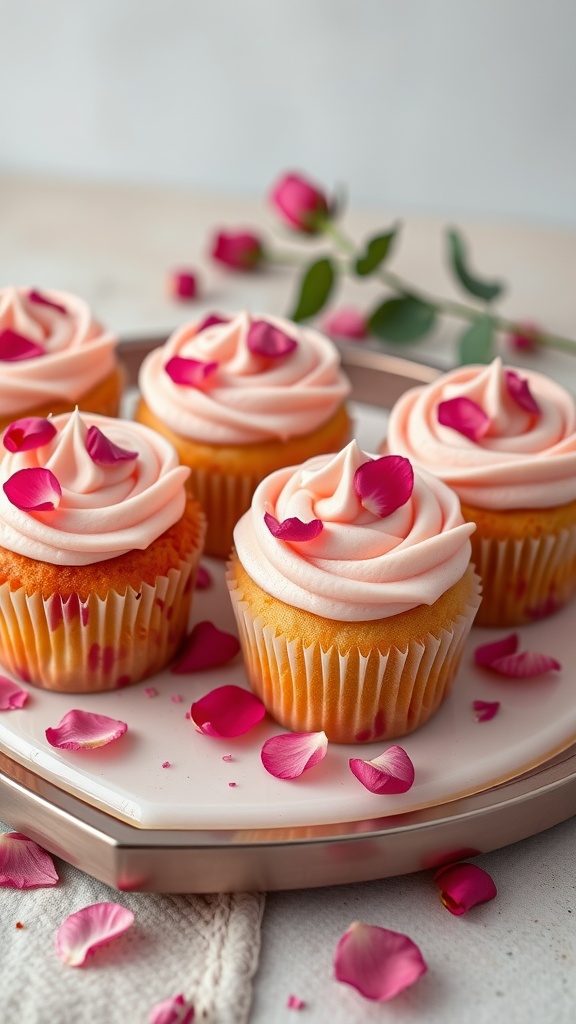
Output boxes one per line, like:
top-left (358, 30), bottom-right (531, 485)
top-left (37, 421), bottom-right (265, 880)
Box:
top-left (0, 409), bottom-right (205, 692)
top-left (227, 440), bottom-right (480, 743)
top-left (386, 357), bottom-right (576, 626)
top-left (0, 286), bottom-right (123, 430)
top-left (136, 311), bottom-right (351, 558)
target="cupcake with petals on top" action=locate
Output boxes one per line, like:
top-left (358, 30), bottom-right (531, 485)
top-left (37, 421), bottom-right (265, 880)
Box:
top-left (227, 440), bottom-right (480, 743)
top-left (0, 286), bottom-right (123, 430)
top-left (386, 357), bottom-right (576, 626)
top-left (0, 409), bottom-right (205, 692)
top-left (136, 311), bottom-right (351, 558)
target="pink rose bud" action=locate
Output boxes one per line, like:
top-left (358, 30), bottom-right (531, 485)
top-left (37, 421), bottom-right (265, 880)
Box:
top-left (167, 269), bottom-right (199, 301)
top-left (508, 322), bottom-right (542, 352)
top-left (323, 307), bottom-right (368, 340)
top-left (211, 230), bottom-right (264, 271)
top-left (270, 171), bottom-right (329, 234)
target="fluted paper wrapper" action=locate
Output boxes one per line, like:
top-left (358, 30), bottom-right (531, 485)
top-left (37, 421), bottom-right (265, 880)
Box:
top-left (227, 568), bottom-right (482, 744)
top-left (187, 469), bottom-right (262, 559)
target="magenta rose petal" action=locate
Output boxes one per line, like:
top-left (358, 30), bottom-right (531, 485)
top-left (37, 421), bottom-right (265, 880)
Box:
top-left (195, 565), bottom-right (212, 590)
top-left (3, 467), bottom-right (62, 511)
top-left (86, 425), bottom-right (138, 465)
top-left (247, 320), bottom-right (297, 358)
top-left (56, 902), bottom-right (134, 967)
top-left (167, 269), bottom-right (198, 302)
top-left (353, 455), bottom-right (414, 518)
top-left (434, 862), bottom-right (497, 915)
top-left (211, 230), bottom-right (264, 270)
top-left (474, 633), bottom-right (519, 667)
top-left (0, 832), bottom-right (58, 889)
top-left (0, 327), bottom-right (44, 361)
top-left (286, 994), bottom-right (306, 1010)
top-left (45, 709), bottom-right (128, 750)
top-left (171, 620), bottom-right (240, 673)
top-left (505, 369), bottom-right (540, 415)
top-left (28, 289), bottom-right (67, 314)
top-left (489, 650), bottom-right (562, 678)
top-left (264, 512), bottom-right (323, 542)
top-left (197, 313), bottom-right (228, 332)
top-left (437, 396), bottom-right (490, 441)
top-left (3, 417), bottom-right (57, 453)
top-left (334, 921), bottom-right (427, 1001)
top-left (323, 306), bottom-right (367, 340)
top-left (165, 356), bottom-right (218, 389)
top-left (149, 993), bottom-right (196, 1024)
top-left (261, 731), bottom-right (328, 780)
top-left (191, 685), bottom-right (265, 738)
top-left (349, 745), bottom-right (415, 795)
top-left (0, 676), bottom-right (29, 710)
top-left (472, 700), bottom-right (501, 722)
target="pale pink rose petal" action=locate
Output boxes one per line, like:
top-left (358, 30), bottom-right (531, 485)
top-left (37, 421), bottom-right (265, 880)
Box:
top-left (437, 396), bottom-right (490, 441)
top-left (490, 650), bottom-right (562, 678)
top-left (3, 467), bottom-right (62, 511)
top-left (0, 832), bottom-right (58, 889)
top-left (349, 745), bottom-right (415, 795)
top-left (3, 417), bottom-right (57, 453)
top-left (171, 620), bottom-right (240, 673)
top-left (261, 731), bottom-right (328, 780)
top-left (472, 700), bottom-right (500, 722)
top-left (287, 994), bottom-right (306, 1010)
top-left (323, 306), bottom-right (367, 340)
top-left (86, 425), bottom-right (138, 466)
top-left (0, 676), bottom-right (29, 710)
top-left (264, 511), bottom-right (323, 542)
top-left (353, 455), bottom-right (414, 518)
top-left (195, 565), bottom-right (212, 590)
top-left (474, 633), bottom-right (519, 667)
top-left (45, 709), bottom-right (128, 750)
top-left (28, 289), bottom-right (67, 315)
top-left (334, 921), bottom-right (427, 1001)
top-left (221, 753), bottom-right (233, 762)
top-left (247, 320), bottom-right (297, 358)
top-left (505, 369), bottom-right (540, 415)
top-left (196, 313), bottom-right (228, 333)
top-left (149, 993), bottom-right (195, 1024)
top-left (191, 684), bottom-right (265, 737)
top-left (0, 327), bottom-right (44, 361)
top-left (56, 902), bottom-right (134, 967)
top-left (164, 355), bottom-right (218, 389)
top-left (434, 862), bottom-right (497, 915)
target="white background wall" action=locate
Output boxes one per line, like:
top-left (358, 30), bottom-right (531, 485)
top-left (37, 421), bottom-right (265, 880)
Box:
top-left (1, 0), bottom-right (575, 226)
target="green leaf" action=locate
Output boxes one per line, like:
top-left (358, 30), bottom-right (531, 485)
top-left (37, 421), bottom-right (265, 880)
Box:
top-left (446, 227), bottom-right (505, 303)
top-left (458, 315), bottom-right (496, 364)
top-left (355, 225), bottom-right (399, 276)
top-left (368, 295), bottom-right (436, 343)
top-left (290, 257), bottom-right (336, 322)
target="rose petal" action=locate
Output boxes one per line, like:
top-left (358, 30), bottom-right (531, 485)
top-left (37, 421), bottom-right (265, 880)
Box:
top-left (3, 467), bottom-right (62, 511)
top-left (167, 269), bottom-right (198, 301)
top-left (171, 620), bottom-right (240, 673)
top-left (0, 676), bottom-right (29, 710)
top-left (505, 369), bottom-right (540, 415)
top-left (149, 993), bottom-right (195, 1024)
top-left (474, 633), bottom-right (519, 667)
top-left (3, 417), bottom-right (57, 453)
top-left (434, 862), bottom-right (497, 915)
top-left (56, 902), bottom-right (134, 967)
top-left (472, 700), bottom-right (500, 722)
top-left (437, 396), bottom-right (490, 441)
top-left (264, 512), bottom-right (323, 542)
top-left (86, 425), bottom-right (138, 465)
top-left (349, 745), bottom-right (415, 795)
top-left (323, 307), bottom-right (367, 340)
top-left (45, 709), bottom-right (128, 749)
top-left (334, 921), bottom-right (427, 1001)
top-left (287, 994), bottom-right (306, 1010)
top-left (261, 731), bottom-right (328, 780)
top-left (28, 289), bottom-right (67, 314)
top-left (508, 322), bottom-right (542, 353)
top-left (247, 320), bottom-right (297, 358)
top-left (190, 684), bottom-right (265, 737)
top-left (0, 327), bottom-right (44, 361)
top-left (211, 230), bottom-right (264, 270)
top-left (0, 832), bottom-right (58, 889)
top-left (197, 313), bottom-right (228, 333)
top-left (353, 455), bottom-right (414, 518)
top-left (165, 356), bottom-right (218, 388)
top-left (490, 650), bottom-right (562, 678)
top-left (195, 565), bottom-right (212, 590)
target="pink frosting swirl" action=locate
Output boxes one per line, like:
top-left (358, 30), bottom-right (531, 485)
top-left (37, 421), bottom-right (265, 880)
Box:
top-left (233, 441), bottom-right (474, 620)
top-left (0, 287), bottom-right (118, 415)
top-left (387, 358), bottom-right (576, 509)
top-left (138, 311), bottom-right (351, 445)
top-left (0, 410), bottom-right (190, 565)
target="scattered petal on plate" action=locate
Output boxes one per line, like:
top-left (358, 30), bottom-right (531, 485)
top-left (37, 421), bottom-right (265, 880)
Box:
top-left (474, 633), bottom-right (519, 667)
top-left (28, 289), bottom-right (67, 314)
top-left (4, 467), bottom-right (61, 511)
top-left (353, 455), bottom-right (414, 518)
top-left (3, 416), bottom-right (56, 453)
top-left (86, 425), bottom-right (138, 465)
top-left (261, 731), bottom-right (328, 780)
top-left (164, 355), bottom-right (218, 389)
top-left (0, 327), bottom-right (44, 361)
top-left (349, 745), bottom-right (415, 795)
top-left (191, 685), bottom-right (265, 738)
top-left (167, 269), bottom-right (198, 302)
top-left (264, 512), bottom-right (323, 542)
top-left (149, 992), bottom-right (195, 1024)
top-left (171, 620), bottom-right (240, 673)
top-left (0, 832), bottom-right (58, 889)
top-left (56, 902), bottom-right (134, 967)
top-left (472, 700), bottom-right (500, 722)
top-left (144, 687), bottom-right (158, 698)
top-left (161, 761), bottom-right (171, 769)
top-left (228, 781), bottom-right (237, 788)
top-left (171, 694), bottom-right (183, 704)
top-left (247, 320), bottom-right (297, 358)
top-left (489, 650), bottom-right (562, 678)
top-left (437, 396), bottom-right (490, 442)
top-left (0, 676), bottom-right (29, 710)
top-left (45, 709), bottom-right (128, 750)
top-left (505, 369), bottom-right (540, 415)
top-left (287, 994), bottom-right (306, 1010)
top-left (434, 862), bottom-right (497, 915)
top-left (195, 565), bottom-right (212, 590)
top-left (334, 921), bottom-right (427, 1001)
top-left (221, 754), bottom-right (233, 762)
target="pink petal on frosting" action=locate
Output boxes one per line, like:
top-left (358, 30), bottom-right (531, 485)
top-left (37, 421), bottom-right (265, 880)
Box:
top-left (437, 396), bottom-right (490, 441)
top-left (171, 620), bottom-right (240, 673)
top-left (247, 320), bottom-right (297, 358)
top-left (0, 676), bottom-right (29, 710)
top-left (86, 425), bottom-right (138, 465)
top-left (197, 313), bottom-right (228, 333)
top-left (45, 709), bottom-right (128, 750)
top-left (489, 650), bottom-right (562, 678)
top-left (3, 467), bottom-right (62, 511)
top-left (474, 633), bottom-right (519, 667)
top-left (0, 832), bottom-right (58, 889)
top-left (0, 327), bottom-right (44, 361)
top-left (28, 289), bottom-right (67, 314)
top-left (349, 745), bottom-right (415, 795)
top-left (353, 455), bottom-right (414, 518)
top-left (191, 684), bottom-right (265, 737)
top-left (434, 862), bottom-right (497, 915)
top-left (3, 417), bottom-right (57, 453)
top-left (334, 921), bottom-right (427, 1001)
top-left (164, 355), bottom-right (218, 389)
top-left (149, 993), bottom-right (195, 1024)
top-left (472, 700), bottom-right (500, 722)
top-left (264, 512), bottom-right (323, 542)
top-left (56, 902), bottom-right (134, 967)
top-left (505, 369), bottom-right (540, 415)
top-left (261, 731), bottom-right (328, 780)
top-left (195, 565), bottom-right (212, 590)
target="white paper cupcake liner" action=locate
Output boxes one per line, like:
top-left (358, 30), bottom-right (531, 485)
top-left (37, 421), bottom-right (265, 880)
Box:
top-left (187, 467), bottom-right (263, 559)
